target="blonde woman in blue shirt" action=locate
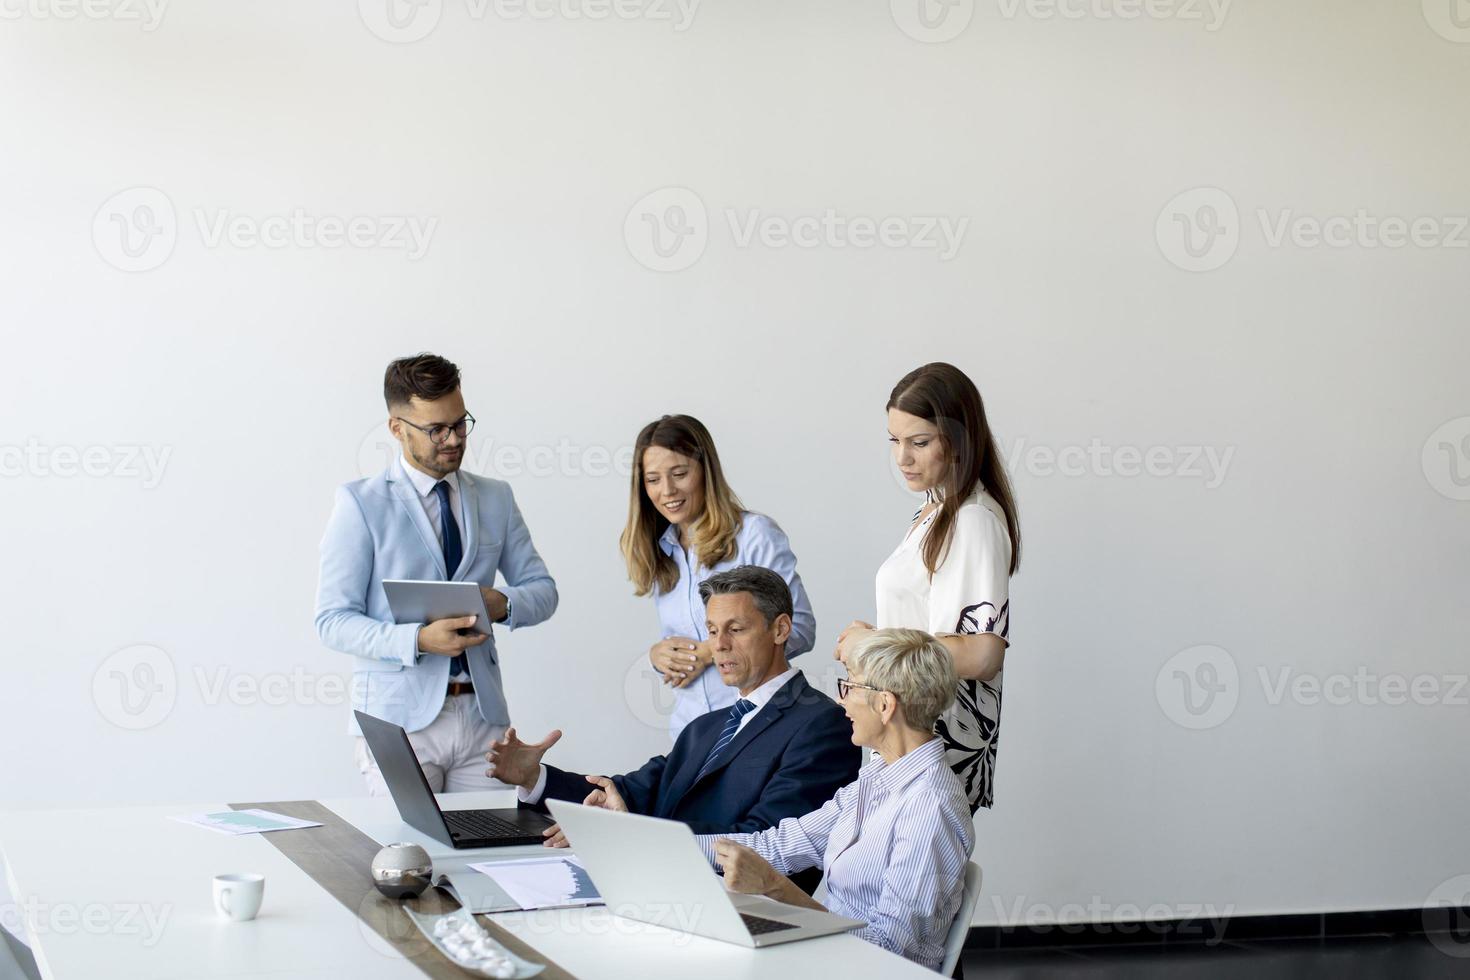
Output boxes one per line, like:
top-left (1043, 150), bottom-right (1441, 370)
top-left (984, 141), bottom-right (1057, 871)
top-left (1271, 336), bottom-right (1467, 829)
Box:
top-left (621, 415), bottom-right (816, 740)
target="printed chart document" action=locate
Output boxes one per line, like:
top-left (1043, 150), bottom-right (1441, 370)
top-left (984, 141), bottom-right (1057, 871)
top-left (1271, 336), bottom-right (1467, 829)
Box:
top-left (468, 856), bottom-right (603, 911)
top-left (170, 809), bottom-right (323, 835)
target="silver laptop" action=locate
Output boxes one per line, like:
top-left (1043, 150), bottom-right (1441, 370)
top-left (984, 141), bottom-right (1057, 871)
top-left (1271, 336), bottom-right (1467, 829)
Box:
top-left (545, 800), bottom-right (865, 948)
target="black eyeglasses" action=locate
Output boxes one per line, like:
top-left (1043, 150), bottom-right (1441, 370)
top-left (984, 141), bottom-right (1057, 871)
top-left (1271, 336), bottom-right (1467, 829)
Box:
top-left (836, 678), bottom-right (884, 700)
top-left (395, 413), bottom-right (475, 445)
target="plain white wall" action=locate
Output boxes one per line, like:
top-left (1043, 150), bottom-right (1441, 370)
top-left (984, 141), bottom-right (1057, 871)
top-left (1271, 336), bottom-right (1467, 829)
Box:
top-left (2, 0), bottom-right (1468, 931)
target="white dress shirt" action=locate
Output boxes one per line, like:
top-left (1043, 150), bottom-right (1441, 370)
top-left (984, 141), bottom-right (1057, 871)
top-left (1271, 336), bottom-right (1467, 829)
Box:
top-left (876, 487), bottom-right (1012, 811)
top-left (519, 666), bottom-right (800, 805)
top-left (697, 738), bottom-right (974, 971)
top-left (399, 455), bottom-right (469, 680)
top-left (399, 453), bottom-right (464, 550)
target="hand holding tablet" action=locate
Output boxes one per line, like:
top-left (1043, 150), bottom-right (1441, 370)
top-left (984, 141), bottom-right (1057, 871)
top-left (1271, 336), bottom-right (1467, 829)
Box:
top-left (383, 579), bottom-right (495, 655)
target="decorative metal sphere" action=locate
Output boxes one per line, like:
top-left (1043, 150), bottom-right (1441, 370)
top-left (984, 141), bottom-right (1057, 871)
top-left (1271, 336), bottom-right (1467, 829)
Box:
top-left (371, 842), bottom-right (433, 899)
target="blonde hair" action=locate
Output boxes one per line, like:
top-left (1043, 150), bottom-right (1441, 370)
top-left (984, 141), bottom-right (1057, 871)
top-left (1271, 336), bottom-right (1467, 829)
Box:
top-left (620, 415), bottom-right (746, 596)
top-left (848, 628), bottom-right (959, 732)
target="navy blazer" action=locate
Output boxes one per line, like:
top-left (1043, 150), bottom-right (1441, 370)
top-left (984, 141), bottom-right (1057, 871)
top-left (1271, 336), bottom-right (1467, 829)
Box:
top-left (529, 671), bottom-right (859, 835)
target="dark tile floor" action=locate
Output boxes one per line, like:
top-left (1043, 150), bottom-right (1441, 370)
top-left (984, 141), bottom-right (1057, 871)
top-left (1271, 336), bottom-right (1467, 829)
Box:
top-left (961, 933), bottom-right (1469, 979)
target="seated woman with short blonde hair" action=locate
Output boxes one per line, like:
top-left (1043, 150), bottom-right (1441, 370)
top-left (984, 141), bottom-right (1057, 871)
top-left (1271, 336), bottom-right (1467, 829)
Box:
top-left (697, 628), bottom-right (974, 971)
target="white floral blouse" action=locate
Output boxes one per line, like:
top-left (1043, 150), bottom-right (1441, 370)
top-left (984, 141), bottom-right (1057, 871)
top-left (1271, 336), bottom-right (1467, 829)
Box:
top-left (875, 488), bottom-right (1012, 810)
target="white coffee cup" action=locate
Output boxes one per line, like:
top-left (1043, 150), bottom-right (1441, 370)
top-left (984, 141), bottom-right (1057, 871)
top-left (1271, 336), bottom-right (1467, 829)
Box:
top-left (212, 873), bottom-right (265, 921)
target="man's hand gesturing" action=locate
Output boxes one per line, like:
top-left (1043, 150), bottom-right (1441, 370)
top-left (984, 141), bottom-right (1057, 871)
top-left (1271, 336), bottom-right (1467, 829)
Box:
top-left (485, 727), bottom-right (562, 791)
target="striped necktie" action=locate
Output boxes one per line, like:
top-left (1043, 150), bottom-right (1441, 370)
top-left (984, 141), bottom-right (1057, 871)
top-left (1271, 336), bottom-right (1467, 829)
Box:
top-left (694, 698), bottom-right (755, 783)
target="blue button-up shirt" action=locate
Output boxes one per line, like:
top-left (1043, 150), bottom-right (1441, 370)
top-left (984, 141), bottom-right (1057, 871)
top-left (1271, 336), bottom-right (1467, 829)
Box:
top-left (697, 738), bottom-right (974, 971)
top-left (653, 511), bottom-right (815, 738)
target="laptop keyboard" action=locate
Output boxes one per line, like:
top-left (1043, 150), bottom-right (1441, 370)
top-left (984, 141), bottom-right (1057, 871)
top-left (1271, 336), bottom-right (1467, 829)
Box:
top-left (446, 810), bottom-right (537, 840)
top-left (741, 913), bottom-right (799, 936)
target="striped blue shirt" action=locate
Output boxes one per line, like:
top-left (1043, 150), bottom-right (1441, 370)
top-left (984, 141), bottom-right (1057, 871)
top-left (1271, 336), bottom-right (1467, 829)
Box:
top-left (697, 738), bottom-right (973, 970)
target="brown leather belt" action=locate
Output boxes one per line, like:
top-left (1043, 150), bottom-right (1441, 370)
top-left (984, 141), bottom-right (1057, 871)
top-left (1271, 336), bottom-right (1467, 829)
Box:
top-left (446, 681), bottom-right (475, 697)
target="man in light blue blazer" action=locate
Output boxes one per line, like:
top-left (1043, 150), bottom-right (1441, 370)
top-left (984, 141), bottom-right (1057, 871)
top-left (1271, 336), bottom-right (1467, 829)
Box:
top-left (316, 353), bottom-right (558, 794)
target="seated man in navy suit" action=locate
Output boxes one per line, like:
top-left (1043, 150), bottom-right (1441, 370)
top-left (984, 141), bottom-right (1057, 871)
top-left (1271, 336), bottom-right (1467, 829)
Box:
top-left (486, 565), bottom-right (858, 891)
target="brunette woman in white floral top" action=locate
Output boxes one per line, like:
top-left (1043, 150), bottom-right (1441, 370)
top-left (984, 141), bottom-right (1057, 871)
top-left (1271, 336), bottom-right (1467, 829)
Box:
top-left (835, 362), bottom-right (1021, 811)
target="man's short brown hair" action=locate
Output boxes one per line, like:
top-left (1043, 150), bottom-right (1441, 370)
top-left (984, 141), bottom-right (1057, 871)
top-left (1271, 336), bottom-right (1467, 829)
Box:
top-left (384, 353), bottom-right (460, 409)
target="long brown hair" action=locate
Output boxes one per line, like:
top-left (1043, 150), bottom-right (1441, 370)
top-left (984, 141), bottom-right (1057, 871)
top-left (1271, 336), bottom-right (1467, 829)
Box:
top-left (888, 363), bottom-right (1021, 576)
top-left (620, 415), bottom-right (746, 596)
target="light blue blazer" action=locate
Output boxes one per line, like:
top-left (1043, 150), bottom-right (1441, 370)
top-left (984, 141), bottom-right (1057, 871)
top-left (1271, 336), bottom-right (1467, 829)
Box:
top-left (315, 456), bottom-right (558, 735)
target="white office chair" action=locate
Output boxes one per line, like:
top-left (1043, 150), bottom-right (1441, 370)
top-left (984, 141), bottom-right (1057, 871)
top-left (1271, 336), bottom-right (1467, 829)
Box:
top-left (939, 861), bottom-right (984, 978)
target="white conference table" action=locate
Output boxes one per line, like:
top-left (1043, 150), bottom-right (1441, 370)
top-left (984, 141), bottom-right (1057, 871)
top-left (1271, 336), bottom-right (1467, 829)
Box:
top-left (0, 790), bottom-right (936, 980)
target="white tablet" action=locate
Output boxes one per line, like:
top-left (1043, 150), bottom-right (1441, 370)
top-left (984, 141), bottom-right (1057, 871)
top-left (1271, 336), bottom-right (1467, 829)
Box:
top-left (382, 579), bottom-right (494, 644)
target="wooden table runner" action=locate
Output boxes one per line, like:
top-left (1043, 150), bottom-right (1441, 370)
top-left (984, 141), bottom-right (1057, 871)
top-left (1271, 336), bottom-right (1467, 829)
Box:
top-left (229, 800), bottom-right (575, 980)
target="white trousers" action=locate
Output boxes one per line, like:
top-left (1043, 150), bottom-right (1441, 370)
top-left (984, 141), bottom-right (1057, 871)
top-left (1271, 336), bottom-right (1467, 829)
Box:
top-left (355, 693), bottom-right (511, 796)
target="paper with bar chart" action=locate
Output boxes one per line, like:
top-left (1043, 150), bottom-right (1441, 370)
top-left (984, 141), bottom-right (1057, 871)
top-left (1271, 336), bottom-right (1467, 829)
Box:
top-left (469, 855), bottom-right (603, 911)
top-left (170, 809), bottom-right (324, 835)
